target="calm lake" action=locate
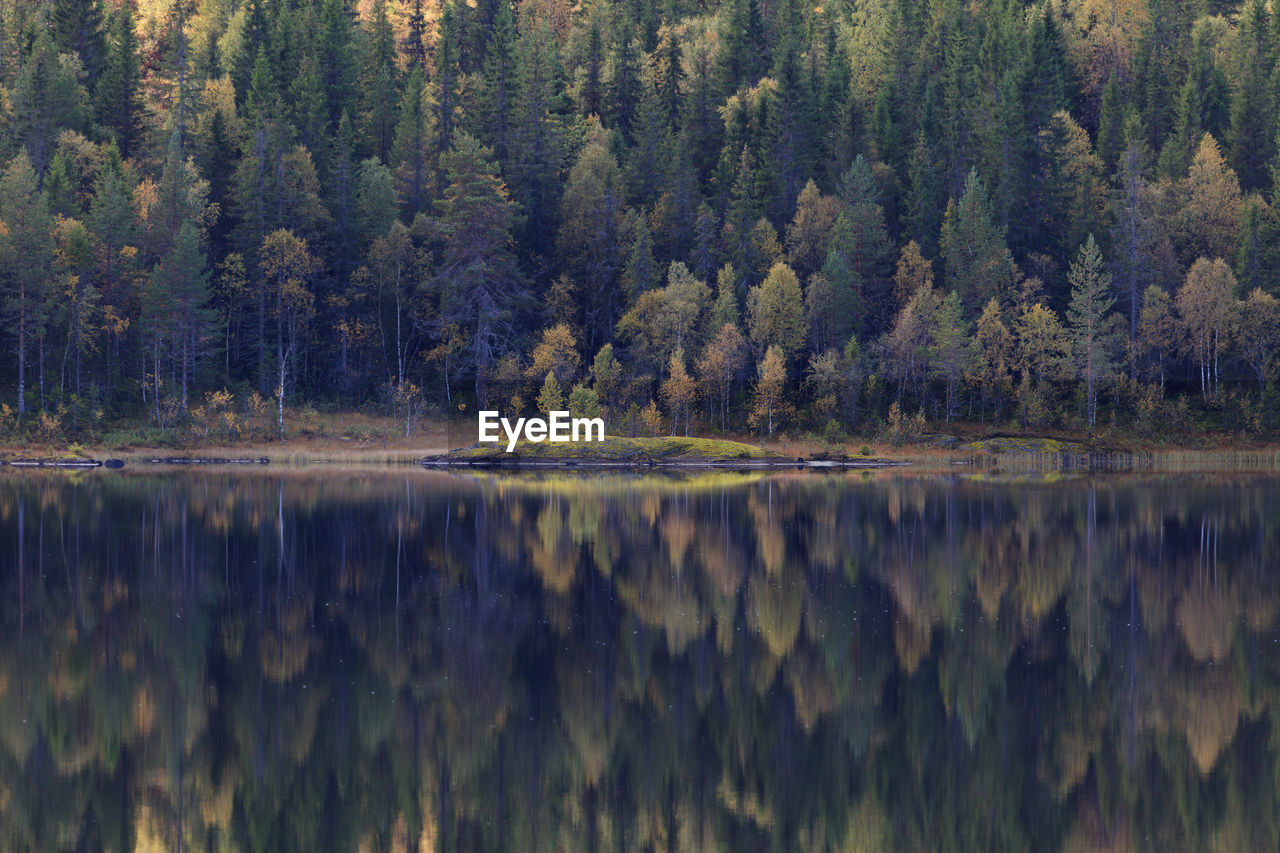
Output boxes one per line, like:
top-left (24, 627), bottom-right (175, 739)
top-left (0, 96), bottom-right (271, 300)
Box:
top-left (1, 468), bottom-right (1277, 851)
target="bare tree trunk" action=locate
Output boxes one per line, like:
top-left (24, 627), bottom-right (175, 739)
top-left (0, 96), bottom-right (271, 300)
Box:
top-left (278, 336), bottom-right (287, 439)
top-left (154, 339), bottom-right (162, 424)
top-left (16, 298), bottom-right (25, 417)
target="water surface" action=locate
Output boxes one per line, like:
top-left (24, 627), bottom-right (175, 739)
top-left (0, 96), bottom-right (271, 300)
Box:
top-left (1, 469), bottom-right (1277, 851)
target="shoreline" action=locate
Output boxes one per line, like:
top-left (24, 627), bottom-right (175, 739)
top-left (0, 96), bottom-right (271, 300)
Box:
top-left (7, 433), bottom-right (1280, 474)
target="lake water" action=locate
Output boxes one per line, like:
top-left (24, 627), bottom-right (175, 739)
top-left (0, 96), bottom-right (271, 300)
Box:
top-left (1, 468), bottom-right (1277, 851)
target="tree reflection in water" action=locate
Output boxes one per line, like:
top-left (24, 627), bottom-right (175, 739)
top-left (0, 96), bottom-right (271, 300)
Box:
top-left (0, 469), bottom-right (1278, 852)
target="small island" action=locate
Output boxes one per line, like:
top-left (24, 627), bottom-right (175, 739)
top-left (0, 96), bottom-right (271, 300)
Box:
top-left (423, 435), bottom-right (908, 469)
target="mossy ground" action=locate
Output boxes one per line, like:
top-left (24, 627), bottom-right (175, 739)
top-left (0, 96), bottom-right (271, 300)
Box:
top-left (957, 436), bottom-right (1090, 456)
top-left (446, 435), bottom-right (778, 463)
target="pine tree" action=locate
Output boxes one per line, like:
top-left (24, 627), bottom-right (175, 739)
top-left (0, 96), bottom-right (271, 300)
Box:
top-left (95, 3), bottom-right (142, 158)
top-left (835, 157), bottom-right (893, 332)
top-left (905, 132), bottom-right (942, 255)
top-left (317, 0), bottom-right (357, 129)
top-left (1095, 73), bottom-right (1124, 174)
top-left (607, 25), bottom-right (643, 141)
top-left (405, 0), bottom-right (429, 70)
top-left (0, 153), bottom-right (54, 417)
top-left (1230, 0), bottom-right (1276, 192)
top-left (816, 216), bottom-right (862, 346)
top-left (11, 30), bottom-right (91, 172)
top-left (941, 170), bottom-right (1018, 318)
top-left (691, 202), bottom-right (720, 281)
top-left (623, 218), bottom-right (659, 298)
top-left (653, 26), bottom-right (684, 130)
top-left (162, 221), bottom-right (214, 410)
top-left (767, 12), bottom-right (814, 219)
top-left (429, 133), bottom-right (527, 409)
top-left (434, 2), bottom-right (461, 161)
top-left (359, 1), bottom-right (400, 161)
top-left (1065, 235), bottom-right (1119, 428)
top-left (391, 67), bottom-right (437, 219)
top-left (291, 51), bottom-right (329, 159)
top-left (363, 63), bottom-right (399, 164)
top-left (478, 0), bottom-right (517, 161)
top-left (1157, 74), bottom-right (1201, 180)
top-left (508, 18), bottom-right (572, 256)
top-left (51, 0), bottom-right (107, 81)
top-left (1110, 113), bottom-right (1158, 343)
top-left (580, 18), bottom-right (604, 118)
top-left (715, 0), bottom-right (767, 94)
top-left (327, 112), bottom-right (360, 280)
top-left (558, 121), bottom-right (626, 348)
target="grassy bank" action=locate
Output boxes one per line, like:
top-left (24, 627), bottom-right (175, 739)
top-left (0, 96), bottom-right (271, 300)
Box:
top-left (7, 410), bottom-right (1280, 473)
top-left (441, 435), bottom-right (779, 463)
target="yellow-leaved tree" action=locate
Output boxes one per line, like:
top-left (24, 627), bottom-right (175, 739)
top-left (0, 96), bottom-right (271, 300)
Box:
top-left (259, 229), bottom-right (320, 437)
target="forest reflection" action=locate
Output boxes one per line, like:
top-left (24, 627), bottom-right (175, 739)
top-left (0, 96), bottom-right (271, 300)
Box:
top-left (2, 469), bottom-right (1279, 852)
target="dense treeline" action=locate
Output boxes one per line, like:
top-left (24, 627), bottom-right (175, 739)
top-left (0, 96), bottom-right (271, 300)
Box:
top-left (2, 0), bottom-right (1280, 441)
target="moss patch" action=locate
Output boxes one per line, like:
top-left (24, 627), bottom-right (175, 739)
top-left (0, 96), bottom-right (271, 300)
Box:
top-left (958, 436), bottom-right (1090, 456)
top-left (444, 435), bottom-right (778, 464)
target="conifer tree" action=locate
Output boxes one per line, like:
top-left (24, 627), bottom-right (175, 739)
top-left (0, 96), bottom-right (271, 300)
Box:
top-left (429, 133), bottom-right (526, 409)
top-left (1066, 235), bottom-right (1119, 428)
top-left (51, 0), bottom-right (107, 81)
top-left (478, 0), bottom-right (517, 161)
top-left (508, 17), bottom-right (571, 255)
top-left (391, 67), bottom-right (437, 219)
top-left (163, 221), bottom-right (214, 410)
top-left (0, 154), bottom-right (53, 417)
top-left (941, 170), bottom-right (1018, 318)
top-left (95, 3), bottom-right (142, 158)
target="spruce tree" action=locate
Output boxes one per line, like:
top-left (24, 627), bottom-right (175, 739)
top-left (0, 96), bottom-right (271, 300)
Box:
top-left (508, 18), bottom-right (572, 256)
top-left (95, 3), bottom-right (142, 158)
top-left (478, 0), bottom-right (517, 161)
top-left (1066, 235), bottom-right (1118, 428)
top-left (51, 0), bottom-right (107, 81)
top-left (429, 133), bottom-right (527, 409)
top-left (941, 169), bottom-right (1018, 318)
top-left (0, 153), bottom-right (54, 417)
top-left (391, 67), bottom-right (436, 219)
top-left (607, 25), bottom-right (643, 141)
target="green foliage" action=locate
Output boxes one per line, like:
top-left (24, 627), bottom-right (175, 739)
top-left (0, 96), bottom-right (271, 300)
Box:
top-left (0, 0), bottom-right (1276, 441)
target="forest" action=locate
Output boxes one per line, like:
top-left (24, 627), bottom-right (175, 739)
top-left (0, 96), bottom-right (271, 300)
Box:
top-left (2, 0), bottom-right (1280, 443)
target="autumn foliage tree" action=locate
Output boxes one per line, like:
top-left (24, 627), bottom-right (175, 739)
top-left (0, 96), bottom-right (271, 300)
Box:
top-left (1177, 257), bottom-right (1236, 402)
top-left (259, 229), bottom-right (320, 436)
